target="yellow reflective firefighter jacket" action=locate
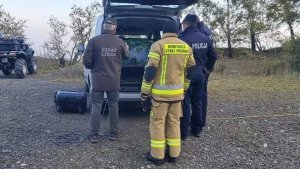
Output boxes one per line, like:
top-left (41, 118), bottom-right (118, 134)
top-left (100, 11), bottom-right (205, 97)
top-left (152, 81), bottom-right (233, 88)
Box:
top-left (141, 33), bottom-right (196, 101)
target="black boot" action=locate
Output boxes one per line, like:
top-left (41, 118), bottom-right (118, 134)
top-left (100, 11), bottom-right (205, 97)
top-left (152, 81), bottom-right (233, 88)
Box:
top-left (109, 131), bottom-right (118, 141)
top-left (89, 134), bottom-right (98, 143)
top-left (165, 147), bottom-right (178, 163)
top-left (168, 157), bottom-right (177, 163)
top-left (192, 132), bottom-right (201, 137)
top-left (145, 152), bottom-right (164, 165)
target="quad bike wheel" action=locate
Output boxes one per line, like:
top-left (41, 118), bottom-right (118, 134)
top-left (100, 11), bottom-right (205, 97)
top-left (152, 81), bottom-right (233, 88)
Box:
top-left (15, 58), bottom-right (28, 79)
top-left (27, 57), bottom-right (38, 74)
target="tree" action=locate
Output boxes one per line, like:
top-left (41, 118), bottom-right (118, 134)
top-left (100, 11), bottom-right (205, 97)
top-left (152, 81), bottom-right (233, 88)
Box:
top-left (267, 0), bottom-right (300, 40)
top-left (196, 0), bottom-right (217, 25)
top-left (195, 0), bottom-right (220, 47)
top-left (0, 5), bottom-right (27, 38)
top-left (209, 0), bottom-right (246, 57)
top-left (69, 2), bottom-right (102, 65)
top-left (232, 0), bottom-right (270, 51)
top-left (43, 16), bottom-right (68, 66)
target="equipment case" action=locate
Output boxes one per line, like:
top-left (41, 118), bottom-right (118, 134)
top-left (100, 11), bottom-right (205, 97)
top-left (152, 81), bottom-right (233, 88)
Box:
top-left (54, 90), bottom-right (87, 113)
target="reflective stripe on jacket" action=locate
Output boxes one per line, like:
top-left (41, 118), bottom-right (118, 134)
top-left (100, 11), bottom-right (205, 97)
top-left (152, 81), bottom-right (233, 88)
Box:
top-left (141, 33), bottom-right (196, 102)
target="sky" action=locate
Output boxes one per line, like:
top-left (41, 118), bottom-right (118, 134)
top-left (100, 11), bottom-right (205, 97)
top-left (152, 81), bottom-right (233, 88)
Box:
top-left (1, 0), bottom-right (98, 52)
top-left (1, 0), bottom-right (297, 51)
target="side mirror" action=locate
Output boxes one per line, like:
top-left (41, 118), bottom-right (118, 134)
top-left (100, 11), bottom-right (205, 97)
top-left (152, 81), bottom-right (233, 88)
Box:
top-left (77, 44), bottom-right (85, 55)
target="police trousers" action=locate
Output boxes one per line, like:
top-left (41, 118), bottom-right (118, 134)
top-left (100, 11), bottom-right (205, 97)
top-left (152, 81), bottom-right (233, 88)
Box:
top-left (90, 90), bottom-right (119, 135)
top-left (150, 99), bottom-right (182, 160)
top-left (181, 68), bottom-right (206, 137)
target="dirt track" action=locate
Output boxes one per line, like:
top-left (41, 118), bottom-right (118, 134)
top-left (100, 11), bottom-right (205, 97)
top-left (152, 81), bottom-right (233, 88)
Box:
top-left (0, 73), bottom-right (299, 169)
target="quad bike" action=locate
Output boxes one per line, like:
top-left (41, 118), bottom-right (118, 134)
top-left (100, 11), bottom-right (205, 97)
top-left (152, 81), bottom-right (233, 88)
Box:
top-left (0, 37), bottom-right (37, 78)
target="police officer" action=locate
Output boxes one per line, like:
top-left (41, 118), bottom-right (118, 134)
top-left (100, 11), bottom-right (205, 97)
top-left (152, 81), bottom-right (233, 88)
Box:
top-left (197, 21), bottom-right (214, 43)
top-left (179, 14), bottom-right (217, 140)
top-left (141, 21), bottom-right (195, 165)
top-left (196, 19), bottom-right (215, 131)
top-left (83, 18), bottom-right (129, 143)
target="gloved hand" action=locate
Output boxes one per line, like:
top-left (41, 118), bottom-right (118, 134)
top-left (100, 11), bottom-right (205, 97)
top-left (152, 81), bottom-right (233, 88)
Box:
top-left (141, 93), bottom-right (150, 101)
top-left (141, 93), bottom-right (151, 113)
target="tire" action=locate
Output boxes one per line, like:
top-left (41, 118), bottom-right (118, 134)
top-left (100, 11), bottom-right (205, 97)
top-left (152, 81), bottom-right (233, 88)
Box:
top-left (2, 66), bottom-right (12, 75)
top-left (27, 57), bottom-right (38, 74)
top-left (15, 58), bottom-right (28, 79)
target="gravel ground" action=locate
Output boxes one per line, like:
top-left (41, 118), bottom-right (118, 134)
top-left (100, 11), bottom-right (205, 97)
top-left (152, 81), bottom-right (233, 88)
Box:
top-left (0, 73), bottom-right (299, 169)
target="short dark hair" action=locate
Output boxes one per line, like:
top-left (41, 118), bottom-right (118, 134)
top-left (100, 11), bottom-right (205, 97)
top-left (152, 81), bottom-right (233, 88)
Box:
top-left (183, 14), bottom-right (199, 28)
top-left (163, 21), bottom-right (179, 34)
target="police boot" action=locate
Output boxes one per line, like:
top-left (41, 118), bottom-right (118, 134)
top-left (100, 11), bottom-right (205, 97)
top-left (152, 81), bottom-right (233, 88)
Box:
top-left (145, 152), bottom-right (164, 165)
top-left (89, 133), bottom-right (98, 143)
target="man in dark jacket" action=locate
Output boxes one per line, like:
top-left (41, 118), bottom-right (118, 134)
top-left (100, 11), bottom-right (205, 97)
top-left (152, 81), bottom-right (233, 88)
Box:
top-left (196, 19), bottom-right (215, 134)
top-left (179, 14), bottom-right (217, 140)
top-left (197, 21), bottom-right (214, 43)
top-left (83, 18), bottom-right (129, 143)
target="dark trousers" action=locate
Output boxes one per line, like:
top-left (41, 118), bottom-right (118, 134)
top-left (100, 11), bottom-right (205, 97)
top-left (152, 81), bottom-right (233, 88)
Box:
top-left (181, 69), bottom-right (206, 137)
top-left (202, 73), bottom-right (209, 127)
top-left (90, 89), bottom-right (119, 135)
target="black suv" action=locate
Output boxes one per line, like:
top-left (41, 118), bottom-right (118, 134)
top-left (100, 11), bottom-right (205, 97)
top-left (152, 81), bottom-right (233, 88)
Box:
top-left (84, 0), bottom-right (197, 101)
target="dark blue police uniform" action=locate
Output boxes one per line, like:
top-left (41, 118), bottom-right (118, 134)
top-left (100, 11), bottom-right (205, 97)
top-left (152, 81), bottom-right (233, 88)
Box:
top-left (179, 26), bottom-right (217, 138)
top-left (197, 21), bottom-right (214, 43)
top-left (197, 21), bottom-right (215, 132)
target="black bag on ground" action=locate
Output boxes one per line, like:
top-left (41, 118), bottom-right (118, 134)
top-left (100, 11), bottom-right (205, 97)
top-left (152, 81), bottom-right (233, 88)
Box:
top-left (54, 90), bottom-right (87, 113)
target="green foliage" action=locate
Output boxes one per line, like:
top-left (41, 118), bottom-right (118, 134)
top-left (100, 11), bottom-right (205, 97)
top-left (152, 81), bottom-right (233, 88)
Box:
top-left (0, 5), bottom-right (27, 38)
top-left (233, 0), bottom-right (270, 50)
top-left (267, 0), bottom-right (300, 40)
top-left (284, 39), bottom-right (300, 72)
top-left (43, 16), bottom-right (68, 59)
top-left (36, 57), bottom-right (60, 73)
top-left (217, 48), bottom-right (253, 59)
top-left (262, 60), bottom-right (287, 76)
top-left (69, 2), bottom-right (102, 65)
top-left (123, 39), bottom-right (152, 66)
top-left (69, 2), bottom-right (102, 44)
top-left (234, 48), bottom-right (252, 59)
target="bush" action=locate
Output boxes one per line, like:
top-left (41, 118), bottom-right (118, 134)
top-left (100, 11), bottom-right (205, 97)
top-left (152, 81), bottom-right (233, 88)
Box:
top-left (36, 57), bottom-right (60, 73)
top-left (261, 60), bottom-right (287, 76)
top-left (284, 39), bottom-right (300, 72)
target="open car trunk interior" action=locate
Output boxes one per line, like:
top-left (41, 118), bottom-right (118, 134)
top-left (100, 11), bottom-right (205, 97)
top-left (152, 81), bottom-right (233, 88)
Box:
top-left (104, 0), bottom-right (198, 13)
top-left (117, 16), bottom-right (175, 92)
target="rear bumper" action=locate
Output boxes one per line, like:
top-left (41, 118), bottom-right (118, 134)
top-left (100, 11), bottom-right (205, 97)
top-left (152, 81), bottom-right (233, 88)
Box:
top-left (119, 92), bottom-right (141, 101)
top-left (103, 92), bottom-right (141, 102)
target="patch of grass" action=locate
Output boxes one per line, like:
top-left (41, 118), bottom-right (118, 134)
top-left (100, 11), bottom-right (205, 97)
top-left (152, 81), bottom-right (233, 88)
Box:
top-left (47, 63), bottom-right (84, 84)
top-left (261, 60), bottom-right (287, 76)
top-left (214, 63), bottom-right (227, 74)
top-left (213, 57), bottom-right (295, 77)
top-left (209, 75), bottom-right (300, 101)
top-left (35, 57), bottom-right (84, 83)
top-left (283, 39), bottom-right (300, 72)
top-left (36, 57), bottom-right (60, 74)
top-left (210, 58), bottom-right (300, 100)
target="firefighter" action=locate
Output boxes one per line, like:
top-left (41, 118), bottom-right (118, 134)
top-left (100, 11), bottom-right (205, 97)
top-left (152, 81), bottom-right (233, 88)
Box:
top-left (179, 14), bottom-right (218, 140)
top-left (141, 21), bottom-right (196, 165)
